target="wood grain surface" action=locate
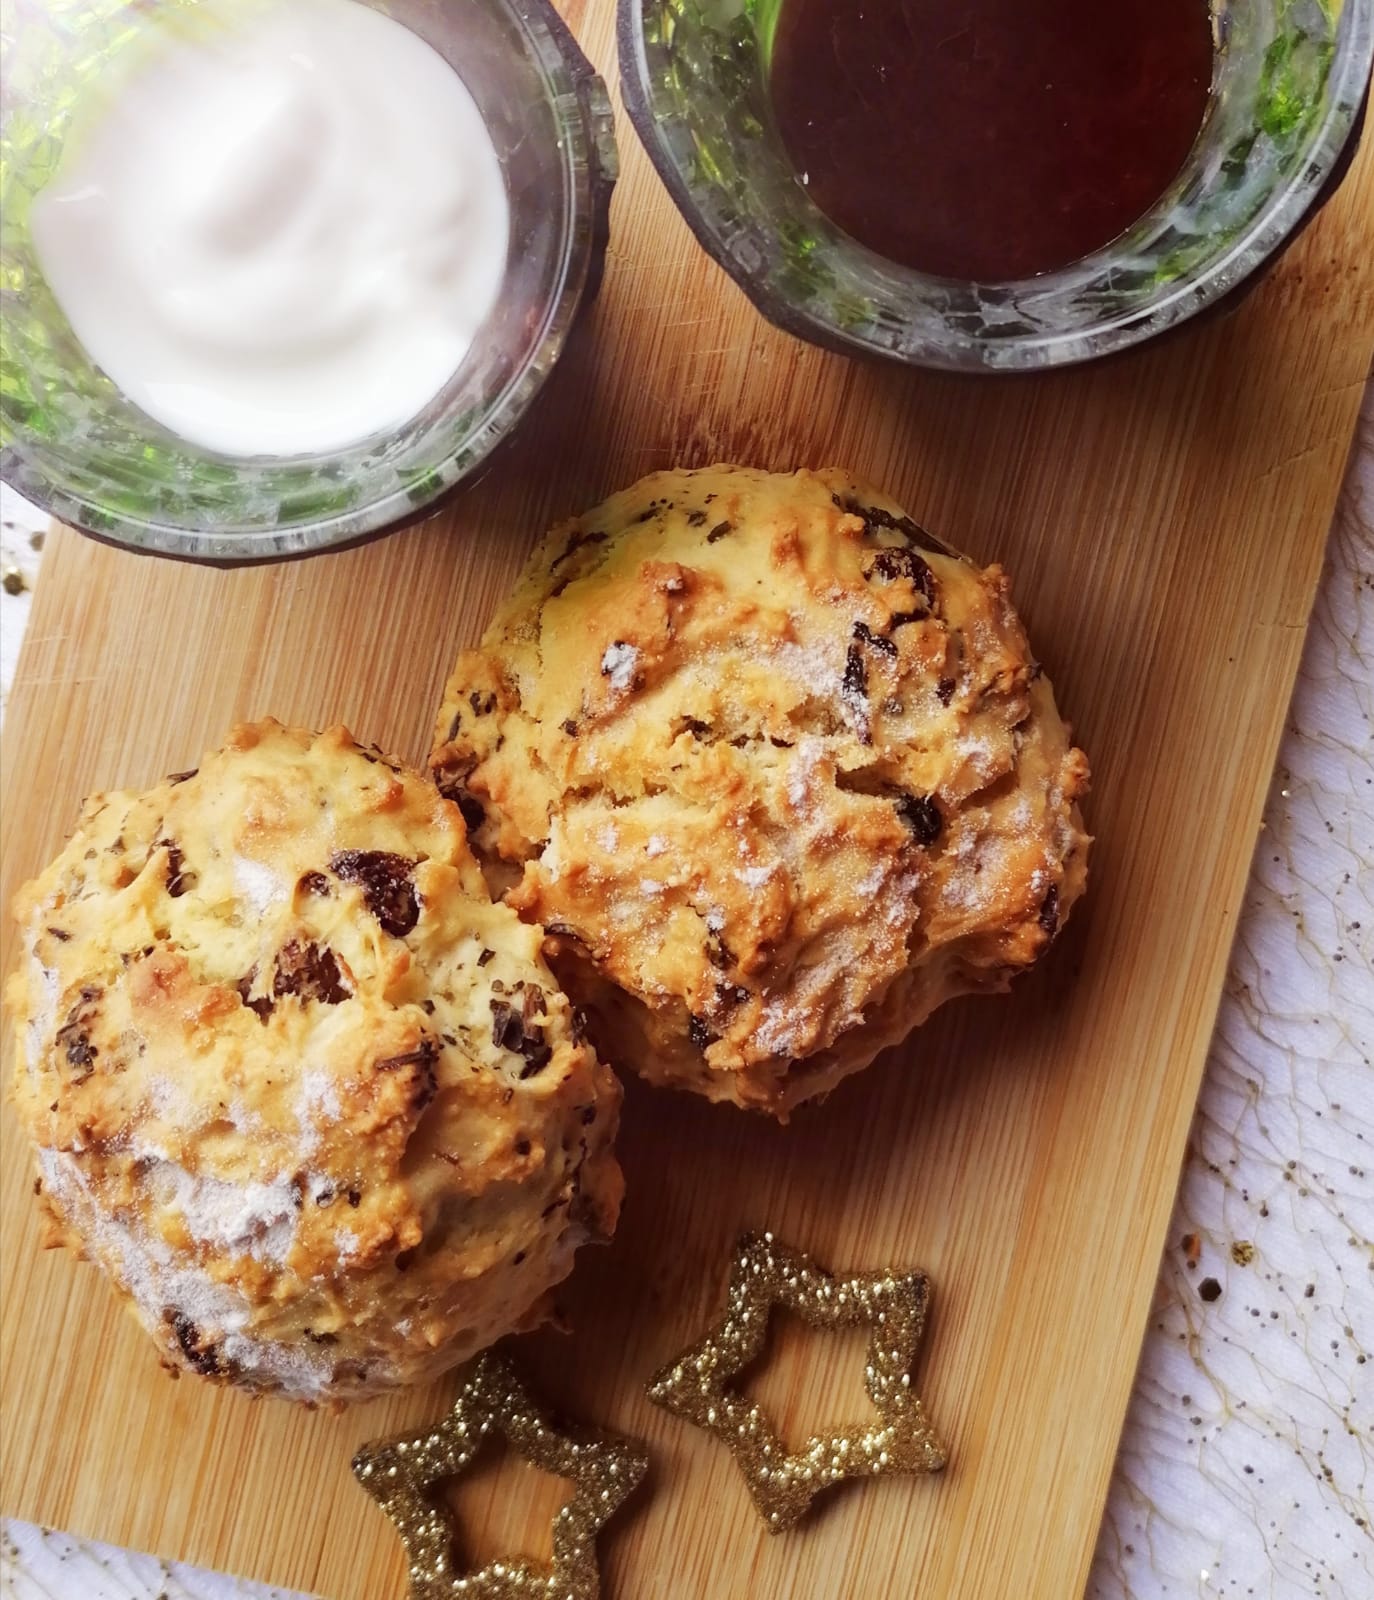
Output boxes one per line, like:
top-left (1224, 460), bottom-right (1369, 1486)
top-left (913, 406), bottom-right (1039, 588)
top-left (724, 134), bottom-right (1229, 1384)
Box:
top-left (2, 5), bottom-right (1372, 1595)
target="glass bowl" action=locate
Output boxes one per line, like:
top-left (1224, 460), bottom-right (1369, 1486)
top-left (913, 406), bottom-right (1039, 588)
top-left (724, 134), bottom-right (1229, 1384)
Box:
top-left (618, 0), bottom-right (1372, 371)
top-left (0, 0), bottom-right (617, 562)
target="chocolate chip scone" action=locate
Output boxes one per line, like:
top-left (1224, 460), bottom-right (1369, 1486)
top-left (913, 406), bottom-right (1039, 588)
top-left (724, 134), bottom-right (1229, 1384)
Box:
top-left (6, 720), bottom-right (622, 1402)
top-left (431, 466), bottom-right (1090, 1118)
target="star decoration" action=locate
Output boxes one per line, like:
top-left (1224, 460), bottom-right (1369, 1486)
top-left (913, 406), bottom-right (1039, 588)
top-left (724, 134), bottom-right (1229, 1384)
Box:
top-left (352, 1350), bottom-right (648, 1598)
top-left (646, 1231), bottom-right (947, 1532)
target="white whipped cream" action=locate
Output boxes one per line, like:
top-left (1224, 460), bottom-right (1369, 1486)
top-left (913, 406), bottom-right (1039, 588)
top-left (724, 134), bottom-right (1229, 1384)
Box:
top-left (31, 0), bottom-right (509, 456)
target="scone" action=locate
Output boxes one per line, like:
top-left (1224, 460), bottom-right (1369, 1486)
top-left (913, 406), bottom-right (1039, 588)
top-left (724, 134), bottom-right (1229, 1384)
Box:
top-left (6, 720), bottom-right (622, 1402)
top-left (431, 466), bottom-right (1090, 1117)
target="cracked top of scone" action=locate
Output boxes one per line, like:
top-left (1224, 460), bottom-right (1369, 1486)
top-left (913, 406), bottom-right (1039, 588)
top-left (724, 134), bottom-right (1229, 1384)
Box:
top-left (6, 720), bottom-right (622, 1402)
top-left (432, 466), bottom-right (1090, 1117)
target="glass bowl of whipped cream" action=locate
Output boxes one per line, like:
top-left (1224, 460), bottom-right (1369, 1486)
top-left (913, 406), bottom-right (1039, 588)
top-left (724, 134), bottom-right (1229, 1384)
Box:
top-left (0, 0), bottom-right (616, 561)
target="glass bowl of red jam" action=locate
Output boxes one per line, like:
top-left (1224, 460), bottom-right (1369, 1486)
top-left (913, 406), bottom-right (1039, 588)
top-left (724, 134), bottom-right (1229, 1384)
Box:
top-left (619, 0), bottom-right (1372, 370)
top-left (0, 0), bottom-right (615, 562)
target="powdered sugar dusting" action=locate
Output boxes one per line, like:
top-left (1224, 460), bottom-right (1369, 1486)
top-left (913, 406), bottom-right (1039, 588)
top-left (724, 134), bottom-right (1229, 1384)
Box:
top-left (220, 1330), bottom-right (337, 1399)
top-left (787, 736), bottom-right (829, 811)
top-left (296, 1068), bottom-right (341, 1143)
top-left (37, 1146), bottom-right (341, 1401)
top-left (225, 1099), bottom-right (265, 1138)
top-left (542, 832), bottom-right (564, 883)
top-left (839, 675), bottom-right (870, 741)
top-left (886, 872), bottom-right (923, 925)
top-left (769, 638), bottom-right (840, 697)
top-left (753, 990), bottom-right (808, 1059)
top-left (942, 833), bottom-right (1012, 915)
top-left (857, 862), bottom-right (889, 898)
top-left (600, 641), bottom-right (640, 692)
top-left (149, 1160), bottom-right (300, 1265)
top-left (645, 834), bottom-right (668, 858)
top-left (234, 854), bottom-right (283, 918)
top-left (736, 864), bottom-right (775, 890)
top-left (747, 862), bottom-right (921, 1059)
top-left (768, 635), bottom-right (873, 739)
top-left (25, 955), bottom-right (59, 1066)
top-left (146, 1073), bottom-right (196, 1128)
top-left (37, 1149), bottom-right (246, 1330)
top-left (959, 731), bottom-right (1005, 786)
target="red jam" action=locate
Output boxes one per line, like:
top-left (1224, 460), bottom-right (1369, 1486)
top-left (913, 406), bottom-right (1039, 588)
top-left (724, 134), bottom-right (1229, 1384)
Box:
top-left (770, 0), bottom-right (1214, 280)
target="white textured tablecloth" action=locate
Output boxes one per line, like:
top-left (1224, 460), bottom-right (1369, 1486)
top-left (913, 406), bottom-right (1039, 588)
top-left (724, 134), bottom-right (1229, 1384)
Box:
top-left (2, 388), bottom-right (1370, 1600)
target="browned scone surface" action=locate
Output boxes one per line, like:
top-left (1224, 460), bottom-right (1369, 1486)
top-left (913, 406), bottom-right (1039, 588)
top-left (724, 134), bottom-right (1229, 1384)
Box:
top-left (432, 466), bottom-right (1090, 1117)
top-left (6, 720), bottom-right (622, 1401)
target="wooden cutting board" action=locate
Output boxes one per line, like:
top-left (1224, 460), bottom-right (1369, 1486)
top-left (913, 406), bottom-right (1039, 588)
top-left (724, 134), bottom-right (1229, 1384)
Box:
top-left (2, 3), bottom-right (1371, 1593)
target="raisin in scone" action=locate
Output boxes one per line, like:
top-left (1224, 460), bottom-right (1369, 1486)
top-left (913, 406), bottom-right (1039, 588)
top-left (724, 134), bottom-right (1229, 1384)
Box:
top-left (6, 720), bottom-right (622, 1402)
top-left (431, 467), bottom-right (1090, 1118)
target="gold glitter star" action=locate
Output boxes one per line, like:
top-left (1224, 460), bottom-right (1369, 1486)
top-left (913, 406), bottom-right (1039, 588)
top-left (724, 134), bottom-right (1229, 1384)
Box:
top-left (646, 1231), bottom-right (947, 1532)
top-left (352, 1350), bottom-right (648, 1598)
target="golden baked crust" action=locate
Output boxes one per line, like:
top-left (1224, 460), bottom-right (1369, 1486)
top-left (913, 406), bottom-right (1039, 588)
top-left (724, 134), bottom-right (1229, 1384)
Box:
top-left (6, 720), bottom-right (622, 1402)
top-left (431, 466), bottom-right (1090, 1117)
